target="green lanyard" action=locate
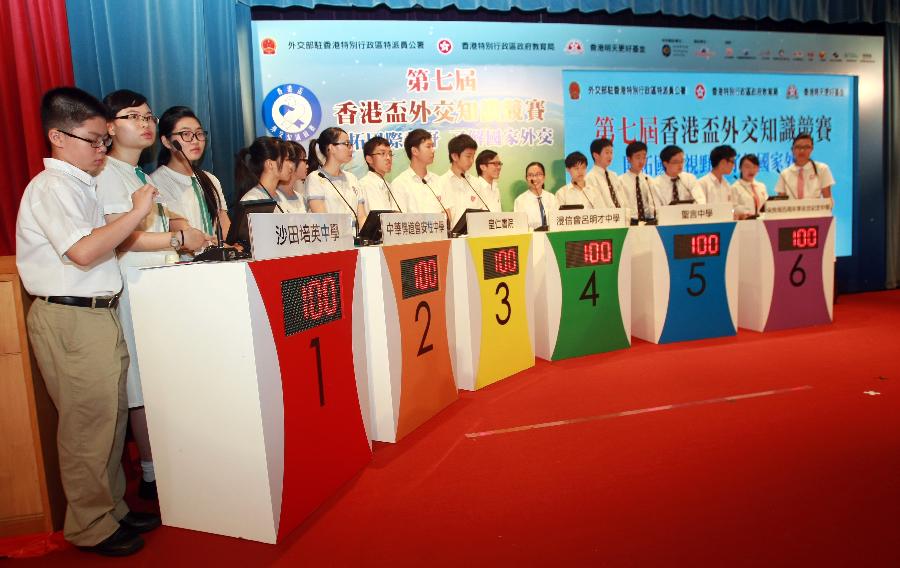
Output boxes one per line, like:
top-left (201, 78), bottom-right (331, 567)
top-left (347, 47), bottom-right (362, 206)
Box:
top-left (134, 166), bottom-right (169, 232)
top-left (191, 175), bottom-right (214, 235)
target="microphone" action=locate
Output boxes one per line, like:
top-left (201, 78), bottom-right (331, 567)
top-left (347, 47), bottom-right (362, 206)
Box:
top-left (318, 171), bottom-right (359, 237)
top-left (461, 174), bottom-right (490, 212)
top-left (421, 177), bottom-right (451, 234)
top-left (171, 139), bottom-right (230, 242)
top-left (642, 174), bottom-right (660, 224)
top-left (379, 175), bottom-right (403, 213)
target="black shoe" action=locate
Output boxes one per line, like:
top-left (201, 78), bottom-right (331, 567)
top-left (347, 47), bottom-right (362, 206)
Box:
top-left (119, 511), bottom-right (162, 534)
top-left (78, 526), bottom-right (144, 557)
top-left (139, 479), bottom-right (158, 500)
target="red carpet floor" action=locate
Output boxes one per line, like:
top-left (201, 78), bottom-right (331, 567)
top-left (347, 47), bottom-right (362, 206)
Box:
top-left (11, 290), bottom-right (900, 567)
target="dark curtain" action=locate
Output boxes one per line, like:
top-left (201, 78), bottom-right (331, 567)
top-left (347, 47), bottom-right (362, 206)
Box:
top-left (0, 0), bottom-right (74, 257)
top-left (887, 23), bottom-right (900, 288)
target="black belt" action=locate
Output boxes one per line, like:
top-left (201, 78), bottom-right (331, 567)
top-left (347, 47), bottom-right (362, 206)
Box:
top-left (40, 295), bottom-right (119, 309)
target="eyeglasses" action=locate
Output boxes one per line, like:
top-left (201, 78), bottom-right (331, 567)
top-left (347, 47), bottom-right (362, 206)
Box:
top-left (368, 151), bottom-right (392, 157)
top-left (793, 145), bottom-right (813, 150)
top-left (332, 141), bottom-right (352, 147)
top-left (114, 113), bottom-right (159, 125)
top-left (487, 161), bottom-right (503, 166)
top-left (172, 130), bottom-right (208, 142)
top-left (58, 130), bottom-right (112, 149)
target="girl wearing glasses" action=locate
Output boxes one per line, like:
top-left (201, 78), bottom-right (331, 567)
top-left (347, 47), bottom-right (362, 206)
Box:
top-left (272, 139), bottom-right (307, 213)
top-left (304, 127), bottom-right (367, 227)
top-left (513, 161), bottom-right (558, 230)
top-left (95, 90), bottom-right (210, 501)
top-left (150, 106), bottom-right (230, 251)
top-left (774, 133), bottom-right (835, 200)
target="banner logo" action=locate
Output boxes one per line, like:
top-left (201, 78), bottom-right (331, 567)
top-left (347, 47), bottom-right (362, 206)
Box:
top-left (261, 38), bottom-right (277, 55)
top-left (564, 40), bottom-right (584, 55)
top-left (437, 38), bottom-right (453, 55)
top-left (786, 84), bottom-right (799, 99)
top-left (694, 83), bottom-right (706, 100)
top-left (261, 84), bottom-right (322, 141)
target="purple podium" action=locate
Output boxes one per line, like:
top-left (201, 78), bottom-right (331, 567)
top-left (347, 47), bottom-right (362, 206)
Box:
top-left (737, 200), bottom-right (835, 331)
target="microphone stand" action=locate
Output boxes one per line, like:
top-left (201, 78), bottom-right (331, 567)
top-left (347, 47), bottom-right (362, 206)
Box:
top-left (461, 174), bottom-right (491, 212)
top-left (379, 174), bottom-right (403, 213)
top-left (422, 177), bottom-right (451, 236)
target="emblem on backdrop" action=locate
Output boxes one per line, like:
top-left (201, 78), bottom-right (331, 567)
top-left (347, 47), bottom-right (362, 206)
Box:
top-left (694, 83), bottom-right (706, 100)
top-left (261, 84), bottom-right (322, 142)
top-left (564, 40), bottom-right (584, 55)
top-left (786, 85), bottom-right (799, 99)
top-left (261, 37), bottom-right (276, 56)
top-left (437, 38), bottom-right (453, 55)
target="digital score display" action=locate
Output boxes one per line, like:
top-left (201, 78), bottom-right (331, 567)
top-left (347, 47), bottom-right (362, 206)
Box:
top-left (282, 271), bottom-right (342, 335)
top-left (482, 246), bottom-right (519, 280)
top-left (400, 255), bottom-right (439, 299)
top-left (673, 232), bottom-right (721, 259)
top-left (778, 226), bottom-right (819, 251)
top-left (565, 239), bottom-right (614, 268)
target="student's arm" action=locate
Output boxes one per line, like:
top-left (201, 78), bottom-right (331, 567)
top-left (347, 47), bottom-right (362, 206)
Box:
top-left (217, 210), bottom-right (232, 238)
top-left (774, 172), bottom-right (787, 196)
top-left (66, 185), bottom-right (156, 266)
top-left (355, 202), bottom-right (367, 227)
top-left (308, 199), bottom-right (327, 213)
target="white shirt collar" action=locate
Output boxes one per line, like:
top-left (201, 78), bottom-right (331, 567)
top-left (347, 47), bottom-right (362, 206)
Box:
top-left (43, 157), bottom-right (97, 187)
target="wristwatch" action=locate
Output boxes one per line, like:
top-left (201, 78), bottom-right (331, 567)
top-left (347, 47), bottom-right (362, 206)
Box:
top-left (169, 232), bottom-right (181, 250)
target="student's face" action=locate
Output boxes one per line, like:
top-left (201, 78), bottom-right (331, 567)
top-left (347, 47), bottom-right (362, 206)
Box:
top-left (567, 162), bottom-right (587, 184)
top-left (481, 156), bottom-right (502, 180)
top-left (328, 132), bottom-right (353, 165)
top-left (412, 139), bottom-right (435, 165)
top-left (453, 148), bottom-right (476, 173)
top-left (628, 150), bottom-right (647, 172)
top-left (365, 144), bottom-right (393, 177)
top-left (663, 152), bottom-right (685, 177)
top-left (595, 146), bottom-right (613, 168)
top-left (526, 165), bottom-right (545, 193)
top-left (109, 103), bottom-right (156, 151)
top-left (50, 116), bottom-right (110, 176)
top-left (792, 138), bottom-right (813, 165)
top-left (278, 155), bottom-right (296, 184)
top-left (715, 156), bottom-right (736, 176)
top-left (164, 116), bottom-right (205, 163)
top-left (292, 150), bottom-right (308, 182)
top-left (740, 160), bottom-right (759, 181)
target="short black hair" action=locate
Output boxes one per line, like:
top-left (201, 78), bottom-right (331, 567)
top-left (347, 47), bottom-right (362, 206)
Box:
top-left (792, 132), bottom-right (814, 147)
top-left (589, 138), bottom-right (613, 160)
top-left (659, 145), bottom-right (684, 164)
top-left (41, 87), bottom-right (108, 136)
top-left (625, 141), bottom-right (647, 158)
top-left (710, 145), bottom-right (737, 168)
top-left (476, 149), bottom-right (498, 176)
top-left (564, 151), bottom-right (588, 169)
top-left (102, 89), bottom-right (148, 119)
top-left (404, 128), bottom-right (432, 159)
top-left (447, 133), bottom-right (477, 162)
top-left (739, 154), bottom-right (760, 168)
top-left (363, 135), bottom-right (390, 156)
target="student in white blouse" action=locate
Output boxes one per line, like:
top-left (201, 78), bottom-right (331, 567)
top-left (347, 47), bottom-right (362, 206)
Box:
top-left (697, 145), bottom-right (737, 204)
top-left (439, 134), bottom-right (490, 226)
top-left (358, 136), bottom-right (402, 212)
top-left (236, 136), bottom-right (297, 210)
top-left (774, 133), bottom-right (835, 199)
top-left (475, 149), bottom-right (503, 212)
top-left (556, 151), bottom-right (602, 209)
top-left (303, 128), bottom-right (366, 227)
top-left (730, 154), bottom-right (768, 219)
top-left (619, 141), bottom-right (661, 222)
top-left (654, 145), bottom-right (704, 204)
top-left (513, 161), bottom-right (558, 229)
top-left (271, 140), bottom-right (307, 214)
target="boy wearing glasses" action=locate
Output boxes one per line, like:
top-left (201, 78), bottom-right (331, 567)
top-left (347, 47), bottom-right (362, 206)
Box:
top-left (15, 87), bottom-right (160, 556)
top-left (359, 135), bottom-right (401, 211)
top-left (475, 149), bottom-right (503, 212)
top-left (775, 133), bottom-right (835, 200)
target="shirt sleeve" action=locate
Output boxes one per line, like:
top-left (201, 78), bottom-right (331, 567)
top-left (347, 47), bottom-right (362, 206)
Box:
top-left (30, 181), bottom-right (96, 258)
top-left (207, 172), bottom-right (229, 210)
top-left (305, 174), bottom-right (326, 201)
top-left (817, 162), bottom-right (836, 189)
top-left (95, 166), bottom-right (133, 215)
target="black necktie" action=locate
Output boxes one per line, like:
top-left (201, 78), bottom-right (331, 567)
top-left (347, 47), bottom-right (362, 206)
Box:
top-left (635, 176), bottom-right (646, 221)
top-left (671, 177), bottom-right (679, 204)
top-left (604, 170), bottom-right (621, 208)
top-left (537, 195), bottom-right (546, 227)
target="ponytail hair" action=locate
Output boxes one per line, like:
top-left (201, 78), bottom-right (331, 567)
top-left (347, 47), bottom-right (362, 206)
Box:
top-left (234, 136), bottom-right (283, 200)
top-left (306, 127), bottom-right (347, 173)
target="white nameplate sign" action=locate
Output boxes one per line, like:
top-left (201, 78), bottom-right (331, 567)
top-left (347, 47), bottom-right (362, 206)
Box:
top-left (466, 211), bottom-right (528, 237)
top-left (656, 202), bottom-right (733, 225)
top-left (249, 212), bottom-right (354, 260)
top-left (380, 212), bottom-right (448, 245)
top-left (762, 197), bottom-right (832, 219)
top-left (548, 208), bottom-right (627, 231)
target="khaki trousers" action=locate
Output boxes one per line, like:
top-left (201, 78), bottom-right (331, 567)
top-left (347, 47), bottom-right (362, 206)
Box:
top-left (26, 299), bottom-right (130, 546)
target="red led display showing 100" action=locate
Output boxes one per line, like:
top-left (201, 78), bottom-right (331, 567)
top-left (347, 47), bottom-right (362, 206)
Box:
top-left (282, 271), bottom-right (342, 336)
top-left (778, 226), bottom-right (819, 251)
top-left (482, 246), bottom-right (519, 280)
top-left (564, 239), bottom-right (614, 268)
top-left (400, 255), bottom-right (439, 299)
top-left (673, 232), bottom-right (721, 259)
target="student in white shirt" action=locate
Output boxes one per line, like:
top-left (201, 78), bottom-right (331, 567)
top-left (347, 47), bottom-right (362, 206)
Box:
top-left (272, 140), bottom-right (307, 214)
top-left (655, 145), bottom-right (704, 204)
top-left (556, 151), bottom-right (601, 208)
top-left (96, 90), bottom-right (208, 503)
top-left (304, 127), bottom-right (366, 227)
top-left (440, 133), bottom-right (491, 227)
top-left (475, 149), bottom-right (503, 212)
top-left (697, 145), bottom-right (737, 204)
top-left (236, 136), bottom-right (296, 209)
top-left (16, 87), bottom-right (159, 556)
top-left (514, 161), bottom-right (558, 229)
top-left (585, 137), bottom-right (627, 209)
top-left (358, 135), bottom-right (402, 212)
top-left (619, 141), bottom-right (660, 223)
top-left (151, 106), bottom-right (230, 250)
top-left (731, 154), bottom-right (768, 219)
top-left (774, 133), bottom-right (835, 199)
top-left (392, 129), bottom-right (448, 223)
